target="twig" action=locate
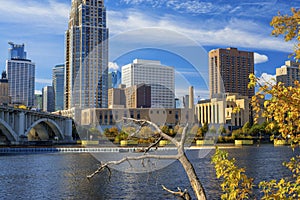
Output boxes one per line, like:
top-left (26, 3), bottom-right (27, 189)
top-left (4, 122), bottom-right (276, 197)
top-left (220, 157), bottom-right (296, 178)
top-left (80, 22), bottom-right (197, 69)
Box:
top-left (143, 136), bottom-right (163, 154)
top-left (162, 185), bottom-right (191, 200)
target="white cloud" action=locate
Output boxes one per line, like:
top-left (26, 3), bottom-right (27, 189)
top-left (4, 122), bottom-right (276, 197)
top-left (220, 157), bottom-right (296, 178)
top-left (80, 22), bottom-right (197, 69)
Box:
top-left (119, 0), bottom-right (281, 17)
top-left (109, 62), bottom-right (120, 71)
top-left (107, 9), bottom-right (293, 53)
top-left (254, 52), bottom-right (268, 64)
top-left (35, 78), bottom-right (52, 84)
top-left (166, 1), bottom-right (215, 14)
top-left (257, 73), bottom-right (276, 86)
top-left (35, 90), bottom-right (42, 95)
top-left (0, 0), bottom-right (69, 34)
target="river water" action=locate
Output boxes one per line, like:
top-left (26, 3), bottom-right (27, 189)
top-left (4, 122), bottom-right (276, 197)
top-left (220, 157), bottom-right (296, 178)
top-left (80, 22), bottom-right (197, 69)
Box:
top-left (0, 145), bottom-right (298, 199)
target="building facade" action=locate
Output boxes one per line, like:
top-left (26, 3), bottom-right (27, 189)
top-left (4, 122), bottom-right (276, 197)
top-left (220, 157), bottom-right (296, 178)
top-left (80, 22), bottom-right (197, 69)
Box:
top-left (42, 86), bottom-right (55, 112)
top-left (108, 83), bottom-right (151, 108)
top-left (209, 48), bottom-right (254, 98)
top-left (81, 107), bottom-right (195, 127)
top-left (121, 59), bottom-right (175, 108)
top-left (0, 71), bottom-right (11, 105)
top-left (65, 0), bottom-right (109, 110)
top-left (196, 93), bottom-right (251, 129)
top-left (6, 42), bottom-right (35, 107)
top-left (108, 86), bottom-right (126, 108)
top-left (276, 60), bottom-right (300, 87)
top-left (52, 64), bottom-right (65, 111)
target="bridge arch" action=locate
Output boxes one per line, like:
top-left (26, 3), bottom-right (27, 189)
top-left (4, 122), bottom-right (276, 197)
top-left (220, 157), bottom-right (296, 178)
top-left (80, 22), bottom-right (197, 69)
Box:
top-left (25, 118), bottom-right (64, 140)
top-left (0, 118), bottom-right (18, 141)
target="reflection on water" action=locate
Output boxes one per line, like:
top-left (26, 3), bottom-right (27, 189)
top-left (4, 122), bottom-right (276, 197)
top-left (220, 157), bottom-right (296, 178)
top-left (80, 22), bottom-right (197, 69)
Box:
top-left (0, 145), bottom-right (298, 199)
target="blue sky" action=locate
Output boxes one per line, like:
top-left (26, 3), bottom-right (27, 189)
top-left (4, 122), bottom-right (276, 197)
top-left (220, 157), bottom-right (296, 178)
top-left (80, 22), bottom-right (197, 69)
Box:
top-left (0, 0), bottom-right (298, 99)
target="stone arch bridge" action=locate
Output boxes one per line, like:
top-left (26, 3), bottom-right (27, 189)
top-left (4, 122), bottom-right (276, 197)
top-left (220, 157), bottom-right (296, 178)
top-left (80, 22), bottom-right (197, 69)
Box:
top-left (0, 106), bottom-right (73, 144)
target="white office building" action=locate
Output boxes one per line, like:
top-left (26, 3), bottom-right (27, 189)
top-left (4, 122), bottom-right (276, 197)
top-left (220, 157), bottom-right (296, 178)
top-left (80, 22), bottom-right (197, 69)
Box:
top-left (121, 59), bottom-right (175, 108)
top-left (276, 60), bottom-right (300, 87)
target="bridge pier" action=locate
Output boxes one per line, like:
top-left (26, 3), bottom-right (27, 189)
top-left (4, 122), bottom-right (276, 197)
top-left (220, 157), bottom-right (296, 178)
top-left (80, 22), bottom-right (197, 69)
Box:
top-left (18, 112), bottom-right (25, 138)
top-left (64, 119), bottom-right (73, 141)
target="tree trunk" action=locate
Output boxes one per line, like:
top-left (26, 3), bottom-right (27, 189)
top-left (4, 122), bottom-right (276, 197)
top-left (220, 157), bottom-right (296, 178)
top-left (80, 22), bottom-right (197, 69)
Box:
top-left (179, 153), bottom-right (207, 200)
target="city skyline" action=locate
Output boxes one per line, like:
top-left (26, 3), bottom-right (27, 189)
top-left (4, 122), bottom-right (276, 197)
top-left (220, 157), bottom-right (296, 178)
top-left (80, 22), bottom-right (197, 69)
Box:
top-left (0, 0), bottom-right (298, 99)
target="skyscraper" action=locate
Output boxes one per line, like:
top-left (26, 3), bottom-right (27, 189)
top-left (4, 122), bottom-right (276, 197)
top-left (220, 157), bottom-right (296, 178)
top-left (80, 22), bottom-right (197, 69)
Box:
top-left (276, 60), bottom-right (300, 87)
top-left (108, 70), bottom-right (121, 89)
top-left (52, 64), bottom-right (65, 111)
top-left (42, 86), bottom-right (55, 112)
top-left (6, 42), bottom-right (35, 106)
top-left (121, 59), bottom-right (175, 108)
top-left (65, 0), bottom-right (109, 110)
top-left (209, 47), bottom-right (254, 98)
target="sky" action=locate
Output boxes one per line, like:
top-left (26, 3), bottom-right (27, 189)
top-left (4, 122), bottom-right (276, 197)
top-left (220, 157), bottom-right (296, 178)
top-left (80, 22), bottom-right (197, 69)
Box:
top-left (0, 0), bottom-right (298, 99)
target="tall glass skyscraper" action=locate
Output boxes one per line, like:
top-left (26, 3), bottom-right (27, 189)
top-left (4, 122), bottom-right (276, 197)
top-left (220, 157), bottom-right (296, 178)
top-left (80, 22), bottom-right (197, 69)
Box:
top-left (65, 0), bottom-right (109, 109)
top-left (6, 42), bottom-right (35, 107)
top-left (52, 64), bottom-right (65, 111)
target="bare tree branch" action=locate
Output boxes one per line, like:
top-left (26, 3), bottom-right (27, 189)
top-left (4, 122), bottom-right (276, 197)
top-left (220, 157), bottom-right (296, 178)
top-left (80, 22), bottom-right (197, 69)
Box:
top-left (162, 185), bottom-right (191, 200)
top-left (87, 154), bottom-right (179, 179)
top-left (88, 118), bottom-right (207, 200)
top-left (143, 136), bottom-right (163, 154)
top-left (180, 124), bottom-right (189, 148)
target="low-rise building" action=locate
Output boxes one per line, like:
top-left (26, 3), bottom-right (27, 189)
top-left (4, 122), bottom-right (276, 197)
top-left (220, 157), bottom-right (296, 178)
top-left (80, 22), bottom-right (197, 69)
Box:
top-left (81, 108), bottom-right (195, 127)
top-left (195, 93), bottom-right (251, 129)
top-left (108, 83), bottom-right (151, 109)
top-left (0, 71), bottom-right (11, 105)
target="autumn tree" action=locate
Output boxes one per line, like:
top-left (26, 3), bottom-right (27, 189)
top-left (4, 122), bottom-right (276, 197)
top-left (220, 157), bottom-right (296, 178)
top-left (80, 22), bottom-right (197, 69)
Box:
top-left (213, 7), bottom-right (300, 199)
top-left (241, 122), bottom-right (251, 135)
top-left (212, 147), bottom-right (254, 200)
top-left (270, 8), bottom-right (300, 60)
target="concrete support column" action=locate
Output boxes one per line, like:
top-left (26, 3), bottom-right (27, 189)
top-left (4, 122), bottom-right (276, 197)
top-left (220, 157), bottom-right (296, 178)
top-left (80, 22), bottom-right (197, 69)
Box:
top-left (64, 119), bottom-right (73, 141)
top-left (0, 111), bottom-right (4, 120)
top-left (18, 112), bottom-right (25, 138)
top-left (4, 112), bottom-right (9, 125)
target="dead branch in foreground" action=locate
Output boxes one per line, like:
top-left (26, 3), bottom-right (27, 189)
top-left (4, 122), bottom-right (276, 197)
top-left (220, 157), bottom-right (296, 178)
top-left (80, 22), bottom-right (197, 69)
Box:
top-left (162, 185), bottom-right (191, 200)
top-left (87, 118), bottom-right (207, 200)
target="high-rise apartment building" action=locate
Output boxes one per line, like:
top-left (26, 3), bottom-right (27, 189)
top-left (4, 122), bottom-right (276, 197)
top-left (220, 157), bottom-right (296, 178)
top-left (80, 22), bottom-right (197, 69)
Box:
top-left (6, 42), bottom-right (35, 106)
top-left (276, 60), bottom-right (300, 87)
top-left (209, 48), bottom-right (254, 98)
top-left (52, 64), bottom-right (65, 111)
top-left (42, 86), bottom-right (55, 112)
top-left (121, 59), bottom-right (175, 108)
top-left (65, 0), bottom-right (109, 109)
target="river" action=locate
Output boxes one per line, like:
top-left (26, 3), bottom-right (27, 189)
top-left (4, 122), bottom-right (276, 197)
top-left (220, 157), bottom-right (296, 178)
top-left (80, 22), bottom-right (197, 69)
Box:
top-left (0, 145), bottom-right (298, 199)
